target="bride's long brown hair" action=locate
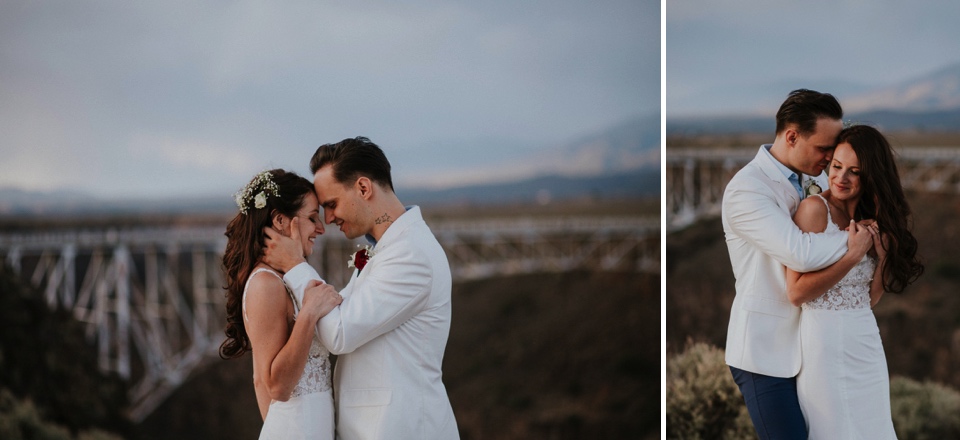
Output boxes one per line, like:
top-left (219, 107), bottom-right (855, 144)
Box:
top-left (839, 125), bottom-right (924, 293)
top-left (220, 169), bottom-right (314, 359)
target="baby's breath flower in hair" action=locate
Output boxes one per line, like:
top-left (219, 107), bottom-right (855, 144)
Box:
top-left (234, 171), bottom-right (280, 214)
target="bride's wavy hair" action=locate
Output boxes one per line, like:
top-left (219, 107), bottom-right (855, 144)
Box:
top-left (839, 125), bottom-right (924, 293)
top-left (220, 169), bottom-right (314, 359)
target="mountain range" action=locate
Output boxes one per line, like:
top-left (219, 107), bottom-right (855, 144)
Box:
top-left (0, 115), bottom-right (660, 217)
top-left (669, 61), bottom-right (960, 135)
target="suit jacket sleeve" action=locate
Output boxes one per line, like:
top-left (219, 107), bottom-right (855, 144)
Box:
top-left (724, 177), bottom-right (847, 272)
top-left (282, 262), bottom-right (325, 303)
top-left (282, 262), bottom-right (328, 336)
top-left (317, 245), bottom-right (431, 355)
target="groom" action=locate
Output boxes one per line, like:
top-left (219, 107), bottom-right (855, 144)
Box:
top-left (263, 137), bottom-right (459, 439)
top-left (722, 89), bottom-right (865, 439)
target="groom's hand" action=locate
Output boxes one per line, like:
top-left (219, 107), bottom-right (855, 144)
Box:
top-left (263, 217), bottom-right (306, 272)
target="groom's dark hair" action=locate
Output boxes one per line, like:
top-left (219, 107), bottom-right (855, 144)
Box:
top-left (775, 89), bottom-right (843, 136)
top-left (310, 136), bottom-right (395, 192)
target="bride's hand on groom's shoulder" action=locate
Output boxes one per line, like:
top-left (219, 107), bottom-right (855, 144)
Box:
top-left (262, 217), bottom-right (306, 272)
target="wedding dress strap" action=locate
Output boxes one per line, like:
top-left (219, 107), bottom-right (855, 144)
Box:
top-left (249, 267), bottom-right (283, 283)
top-left (814, 193), bottom-right (830, 216)
top-left (242, 267), bottom-right (299, 323)
top-left (813, 193), bottom-right (843, 233)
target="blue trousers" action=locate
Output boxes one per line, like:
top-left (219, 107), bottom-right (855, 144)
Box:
top-left (729, 366), bottom-right (807, 440)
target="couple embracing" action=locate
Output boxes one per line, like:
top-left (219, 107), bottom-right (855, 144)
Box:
top-left (723, 90), bottom-right (924, 439)
top-left (220, 137), bottom-right (459, 439)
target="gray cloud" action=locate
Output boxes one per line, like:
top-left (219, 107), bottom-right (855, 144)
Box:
top-left (667, 0), bottom-right (960, 116)
top-left (0, 0), bottom-right (659, 199)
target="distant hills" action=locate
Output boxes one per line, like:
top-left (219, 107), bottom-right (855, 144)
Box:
top-left (0, 115), bottom-right (660, 217)
top-left (403, 114), bottom-right (660, 205)
top-left (402, 167), bottom-right (659, 206)
top-left (668, 108), bottom-right (960, 136)
top-left (843, 63), bottom-right (960, 113)
top-left (405, 114), bottom-right (659, 188)
top-left (524, 114), bottom-right (659, 177)
top-left (0, 167), bottom-right (658, 218)
top-left (669, 61), bottom-right (960, 135)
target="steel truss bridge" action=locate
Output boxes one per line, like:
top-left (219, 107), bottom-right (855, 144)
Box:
top-left (667, 146), bottom-right (960, 231)
top-left (0, 215), bottom-right (658, 421)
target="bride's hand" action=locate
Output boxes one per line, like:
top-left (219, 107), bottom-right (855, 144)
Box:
top-left (870, 226), bottom-right (888, 262)
top-left (846, 219), bottom-right (873, 259)
top-left (857, 219), bottom-right (877, 228)
top-left (301, 280), bottom-right (342, 322)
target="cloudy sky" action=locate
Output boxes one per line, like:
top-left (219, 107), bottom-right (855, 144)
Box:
top-left (668, 1), bottom-right (960, 116)
top-left (0, 1), bottom-right (659, 200)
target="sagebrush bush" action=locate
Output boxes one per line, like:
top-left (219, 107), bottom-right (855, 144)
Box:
top-left (0, 388), bottom-right (124, 440)
top-left (890, 375), bottom-right (960, 439)
top-left (666, 342), bottom-right (754, 439)
top-left (0, 388), bottom-right (71, 440)
top-left (667, 342), bottom-right (960, 440)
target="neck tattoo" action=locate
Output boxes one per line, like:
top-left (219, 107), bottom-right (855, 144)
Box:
top-left (375, 213), bottom-right (393, 225)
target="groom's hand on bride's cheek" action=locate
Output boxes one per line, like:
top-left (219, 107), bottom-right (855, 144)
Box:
top-left (262, 222), bottom-right (305, 272)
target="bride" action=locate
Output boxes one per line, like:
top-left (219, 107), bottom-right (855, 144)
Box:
top-left (220, 169), bottom-right (343, 439)
top-left (786, 125), bottom-right (923, 439)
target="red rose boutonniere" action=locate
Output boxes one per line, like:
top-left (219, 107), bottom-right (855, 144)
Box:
top-left (348, 245), bottom-right (375, 272)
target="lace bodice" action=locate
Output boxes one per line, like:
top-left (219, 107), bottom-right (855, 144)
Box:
top-left (243, 268), bottom-right (332, 398)
top-left (801, 195), bottom-right (876, 311)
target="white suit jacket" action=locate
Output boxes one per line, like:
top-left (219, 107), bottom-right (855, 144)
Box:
top-left (722, 146), bottom-right (847, 378)
top-left (284, 206), bottom-right (459, 440)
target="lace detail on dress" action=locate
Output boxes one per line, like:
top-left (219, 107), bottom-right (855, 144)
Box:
top-left (242, 267), bottom-right (333, 398)
top-left (291, 334), bottom-right (332, 398)
top-left (801, 195), bottom-right (876, 311)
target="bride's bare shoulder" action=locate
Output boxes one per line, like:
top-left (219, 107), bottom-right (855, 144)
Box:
top-left (793, 194), bottom-right (829, 233)
top-left (244, 268), bottom-right (289, 312)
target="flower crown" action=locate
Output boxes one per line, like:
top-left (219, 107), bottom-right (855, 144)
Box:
top-left (234, 171), bottom-right (280, 215)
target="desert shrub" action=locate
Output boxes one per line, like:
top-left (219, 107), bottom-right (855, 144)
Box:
top-left (666, 342), bottom-right (754, 440)
top-left (890, 376), bottom-right (960, 439)
top-left (0, 387), bottom-right (124, 440)
top-left (0, 387), bottom-right (71, 440)
top-left (0, 265), bottom-right (129, 438)
top-left (667, 342), bottom-right (960, 440)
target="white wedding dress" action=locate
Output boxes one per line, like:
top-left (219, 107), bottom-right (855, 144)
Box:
top-left (797, 195), bottom-right (897, 439)
top-left (243, 268), bottom-right (334, 440)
